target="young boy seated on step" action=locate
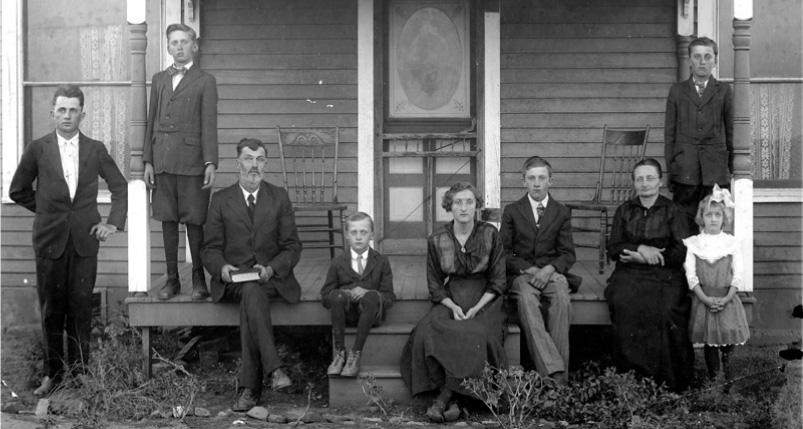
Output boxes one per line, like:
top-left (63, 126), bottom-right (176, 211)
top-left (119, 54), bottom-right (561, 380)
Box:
top-left (321, 212), bottom-right (396, 377)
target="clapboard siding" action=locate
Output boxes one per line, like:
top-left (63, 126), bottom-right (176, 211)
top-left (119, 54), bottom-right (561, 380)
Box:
top-left (201, 0), bottom-right (358, 234)
top-left (752, 201), bottom-right (803, 342)
top-left (499, 0), bottom-right (675, 206)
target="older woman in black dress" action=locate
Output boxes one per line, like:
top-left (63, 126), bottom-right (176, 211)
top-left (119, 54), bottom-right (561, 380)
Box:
top-left (401, 182), bottom-right (508, 422)
top-left (605, 158), bottom-right (693, 392)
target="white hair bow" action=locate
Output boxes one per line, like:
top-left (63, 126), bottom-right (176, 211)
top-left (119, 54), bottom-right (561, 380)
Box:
top-left (710, 184), bottom-right (735, 208)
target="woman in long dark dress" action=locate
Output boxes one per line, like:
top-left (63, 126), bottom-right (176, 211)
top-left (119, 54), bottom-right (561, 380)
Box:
top-left (604, 158), bottom-right (694, 392)
top-left (400, 182), bottom-right (508, 423)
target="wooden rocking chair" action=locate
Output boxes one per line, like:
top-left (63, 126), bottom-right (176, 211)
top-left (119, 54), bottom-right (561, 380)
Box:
top-left (276, 126), bottom-right (347, 258)
top-left (566, 125), bottom-right (650, 274)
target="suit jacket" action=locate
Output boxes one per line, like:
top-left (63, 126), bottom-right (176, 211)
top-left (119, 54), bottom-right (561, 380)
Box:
top-left (143, 65), bottom-right (218, 176)
top-left (319, 248), bottom-right (395, 309)
top-left (664, 76), bottom-right (734, 186)
top-left (9, 131), bottom-right (128, 258)
top-left (202, 181), bottom-right (302, 303)
top-left (500, 194), bottom-right (576, 280)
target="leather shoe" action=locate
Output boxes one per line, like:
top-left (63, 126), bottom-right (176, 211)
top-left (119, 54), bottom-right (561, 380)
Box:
top-left (191, 269), bottom-right (209, 300)
top-left (339, 350), bottom-right (361, 377)
top-left (232, 387), bottom-right (259, 412)
top-left (425, 399), bottom-right (446, 423)
top-left (271, 368), bottom-right (292, 391)
top-left (327, 349), bottom-right (346, 376)
top-left (33, 376), bottom-right (54, 396)
top-left (443, 401), bottom-right (461, 422)
top-left (158, 277), bottom-right (180, 300)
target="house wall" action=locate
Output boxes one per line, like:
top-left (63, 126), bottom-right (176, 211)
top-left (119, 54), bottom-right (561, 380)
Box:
top-left (752, 201), bottom-right (803, 343)
top-left (498, 0), bottom-right (676, 205)
top-left (200, 0), bottom-right (358, 208)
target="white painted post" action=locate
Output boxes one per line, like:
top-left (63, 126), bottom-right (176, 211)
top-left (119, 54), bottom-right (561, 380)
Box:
top-left (732, 0), bottom-right (753, 292)
top-left (128, 0), bottom-right (151, 294)
top-left (1, 0), bottom-right (23, 202)
top-left (357, 0), bottom-right (375, 219)
top-left (483, 9), bottom-right (501, 228)
top-left (676, 0), bottom-right (695, 81)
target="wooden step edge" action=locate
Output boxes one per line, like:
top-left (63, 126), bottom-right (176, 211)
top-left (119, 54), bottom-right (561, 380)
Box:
top-left (328, 365), bottom-right (401, 379)
top-left (343, 324), bottom-right (521, 335)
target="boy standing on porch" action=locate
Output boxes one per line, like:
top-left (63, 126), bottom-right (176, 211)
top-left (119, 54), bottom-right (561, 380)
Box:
top-left (321, 212), bottom-right (395, 377)
top-left (143, 23), bottom-right (219, 300)
top-left (10, 85), bottom-right (128, 395)
top-left (664, 36), bottom-right (734, 231)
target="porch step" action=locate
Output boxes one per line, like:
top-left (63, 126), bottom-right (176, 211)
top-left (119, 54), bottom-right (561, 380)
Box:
top-left (329, 323), bottom-right (520, 406)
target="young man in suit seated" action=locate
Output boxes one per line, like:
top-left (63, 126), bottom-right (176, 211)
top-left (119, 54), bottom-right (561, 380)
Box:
top-left (500, 156), bottom-right (576, 383)
top-left (10, 85), bottom-right (128, 395)
top-left (201, 138), bottom-right (302, 412)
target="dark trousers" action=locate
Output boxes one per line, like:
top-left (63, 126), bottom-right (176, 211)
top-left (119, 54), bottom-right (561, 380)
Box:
top-left (323, 290), bottom-right (382, 352)
top-left (223, 281), bottom-right (280, 392)
top-left (35, 236), bottom-right (97, 380)
top-left (671, 182), bottom-right (729, 232)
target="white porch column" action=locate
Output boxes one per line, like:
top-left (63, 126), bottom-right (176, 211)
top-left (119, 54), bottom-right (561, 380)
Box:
top-left (1, 0), bottom-right (23, 202)
top-left (732, 0), bottom-right (753, 292)
top-left (357, 0), bottom-right (375, 219)
top-left (482, 7), bottom-right (501, 225)
top-left (127, 0), bottom-right (151, 294)
top-left (675, 0), bottom-right (695, 81)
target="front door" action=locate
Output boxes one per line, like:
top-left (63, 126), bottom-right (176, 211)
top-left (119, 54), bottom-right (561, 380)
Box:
top-left (378, 0), bottom-right (477, 255)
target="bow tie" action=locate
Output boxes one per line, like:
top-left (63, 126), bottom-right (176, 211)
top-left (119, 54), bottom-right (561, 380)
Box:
top-left (167, 65), bottom-right (188, 76)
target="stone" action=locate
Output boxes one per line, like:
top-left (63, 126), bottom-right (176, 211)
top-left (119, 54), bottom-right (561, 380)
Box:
top-left (34, 399), bottom-right (49, 417)
top-left (246, 406), bottom-right (269, 420)
top-left (389, 416), bottom-right (404, 424)
top-left (193, 407), bottom-right (211, 417)
top-left (149, 409), bottom-right (164, 419)
top-left (323, 413), bottom-right (354, 423)
top-left (285, 408), bottom-right (306, 421)
top-left (268, 414), bottom-right (288, 424)
top-left (302, 411), bottom-right (323, 423)
top-left (405, 422), bottom-right (427, 426)
top-left (454, 422), bottom-right (469, 427)
top-left (363, 417), bottom-right (383, 423)
top-left (217, 410), bottom-right (232, 418)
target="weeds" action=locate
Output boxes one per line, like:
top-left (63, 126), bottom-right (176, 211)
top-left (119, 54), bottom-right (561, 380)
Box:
top-left (358, 373), bottom-right (389, 416)
top-left (49, 316), bottom-right (200, 423)
top-left (462, 364), bottom-right (560, 429)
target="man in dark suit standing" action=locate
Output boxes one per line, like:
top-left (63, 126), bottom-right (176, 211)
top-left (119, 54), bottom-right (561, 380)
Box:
top-left (10, 85), bottom-right (128, 395)
top-left (201, 138), bottom-right (301, 411)
top-left (143, 23), bottom-right (218, 300)
top-left (665, 37), bottom-right (733, 230)
top-left (500, 156), bottom-right (575, 383)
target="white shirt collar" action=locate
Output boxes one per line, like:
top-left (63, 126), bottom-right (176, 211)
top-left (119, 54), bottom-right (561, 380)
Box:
top-left (239, 184), bottom-right (258, 203)
top-left (57, 133), bottom-right (79, 147)
top-left (692, 77), bottom-right (710, 88)
top-left (527, 192), bottom-right (549, 208)
top-left (350, 247), bottom-right (369, 260)
top-left (175, 61), bottom-right (193, 71)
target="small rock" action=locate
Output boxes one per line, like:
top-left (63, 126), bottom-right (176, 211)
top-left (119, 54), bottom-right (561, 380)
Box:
top-left (193, 406), bottom-right (211, 417)
top-left (405, 422), bottom-right (426, 426)
top-left (2, 401), bottom-right (22, 414)
top-left (389, 416), bottom-right (404, 424)
top-left (285, 408), bottom-right (306, 421)
top-left (246, 406), bottom-right (269, 420)
top-left (218, 410), bottom-right (232, 418)
top-left (342, 422), bottom-right (356, 426)
top-left (324, 413), bottom-right (353, 423)
top-left (302, 411), bottom-right (323, 423)
top-left (363, 417), bottom-right (383, 423)
top-left (35, 398), bottom-right (49, 417)
top-left (149, 409), bottom-right (164, 419)
top-left (454, 422), bottom-right (469, 427)
top-left (268, 414), bottom-right (288, 424)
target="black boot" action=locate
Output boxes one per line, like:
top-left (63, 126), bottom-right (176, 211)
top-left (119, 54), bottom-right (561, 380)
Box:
top-left (191, 267), bottom-right (209, 300)
top-left (159, 262), bottom-right (180, 300)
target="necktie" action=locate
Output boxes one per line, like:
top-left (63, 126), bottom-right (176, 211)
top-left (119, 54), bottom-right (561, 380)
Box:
top-left (536, 203), bottom-right (545, 227)
top-left (695, 82), bottom-right (705, 97)
top-left (247, 194), bottom-right (255, 221)
top-left (167, 65), bottom-right (187, 76)
top-left (356, 255), bottom-right (364, 275)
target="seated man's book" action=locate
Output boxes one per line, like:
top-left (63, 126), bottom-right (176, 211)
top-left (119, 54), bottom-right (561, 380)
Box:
top-left (231, 268), bottom-right (261, 283)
